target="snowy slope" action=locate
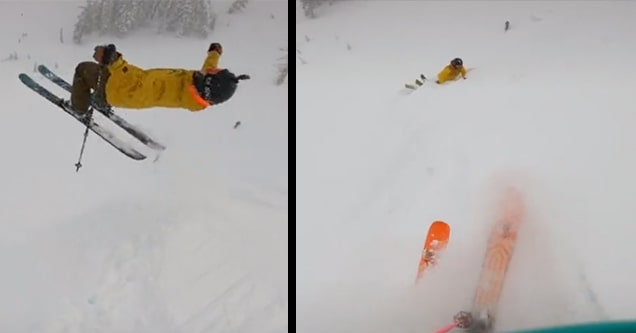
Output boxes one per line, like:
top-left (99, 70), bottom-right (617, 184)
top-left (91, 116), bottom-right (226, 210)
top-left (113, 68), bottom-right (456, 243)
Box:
top-left (0, 1), bottom-right (287, 332)
top-left (297, 1), bottom-right (636, 332)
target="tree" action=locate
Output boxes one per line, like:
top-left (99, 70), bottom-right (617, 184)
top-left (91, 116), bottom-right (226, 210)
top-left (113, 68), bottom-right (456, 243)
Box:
top-left (73, 1), bottom-right (95, 44)
top-left (299, 0), bottom-right (344, 18)
top-left (97, 0), bottom-right (116, 34)
top-left (113, 0), bottom-right (140, 36)
top-left (276, 48), bottom-right (288, 85)
top-left (228, 0), bottom-right (248, 14)
top-left (72, 0), bottom-right (216, 43)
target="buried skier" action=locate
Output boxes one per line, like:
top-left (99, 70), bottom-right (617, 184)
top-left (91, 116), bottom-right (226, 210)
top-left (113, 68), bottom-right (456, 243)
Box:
top-left (63, 42), bottom-right (250, 119)
top-left (436, 57), bottom-right (467, 84)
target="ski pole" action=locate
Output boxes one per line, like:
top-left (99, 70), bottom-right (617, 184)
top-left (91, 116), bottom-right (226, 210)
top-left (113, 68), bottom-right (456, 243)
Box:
top-left (75, 112), bottom-right (92, 172)
top-left (431, 322), bottom-right (458, 333)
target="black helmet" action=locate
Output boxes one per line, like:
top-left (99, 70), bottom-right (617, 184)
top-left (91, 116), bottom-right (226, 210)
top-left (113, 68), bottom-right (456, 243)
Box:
top-left (451, 58), bottom-right (463, 67)
top-left (195, 69), bottom-right (250, 105)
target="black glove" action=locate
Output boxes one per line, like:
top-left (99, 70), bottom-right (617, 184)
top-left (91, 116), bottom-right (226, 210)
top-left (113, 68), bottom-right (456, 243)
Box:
top-left (94, 44), bottom-right (118, 65)
top-left (208, 42), bottom-right (223, 54)
top-left (454, 311), bottom-right (473, 329)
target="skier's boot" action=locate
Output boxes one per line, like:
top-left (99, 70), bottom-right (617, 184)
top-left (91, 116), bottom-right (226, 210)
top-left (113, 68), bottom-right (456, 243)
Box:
top-left (91, 92), bottom-right (113, 116)
top-left (59, 100), bottom-right (93, 123)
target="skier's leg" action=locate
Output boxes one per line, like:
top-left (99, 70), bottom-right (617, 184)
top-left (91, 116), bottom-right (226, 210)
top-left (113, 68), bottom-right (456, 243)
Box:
top-left (71, 61), bottom-right (101, 114)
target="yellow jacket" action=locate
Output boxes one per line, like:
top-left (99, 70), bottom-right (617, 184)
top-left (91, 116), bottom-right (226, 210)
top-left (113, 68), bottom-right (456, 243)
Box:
top-left (104, 51), bottom-right (221, 112)
top-left (436, 65), bottom-right (467, 84)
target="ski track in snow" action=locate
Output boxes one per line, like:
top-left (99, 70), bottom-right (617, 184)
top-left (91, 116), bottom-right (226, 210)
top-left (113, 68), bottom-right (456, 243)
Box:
top-left (0, 1), bottom-right (288, 332)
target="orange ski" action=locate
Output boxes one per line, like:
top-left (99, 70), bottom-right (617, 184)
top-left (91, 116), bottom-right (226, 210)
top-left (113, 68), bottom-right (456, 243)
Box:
top-left (415, 220), bottom-right (451, 283)
top-left (471, 186), bottom-right (525, 331)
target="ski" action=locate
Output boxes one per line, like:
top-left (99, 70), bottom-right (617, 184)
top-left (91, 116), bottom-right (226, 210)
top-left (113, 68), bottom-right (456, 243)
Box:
top-left (37, 64), bottom-right (166, 151)
top-left (469, 186), bottom-right (525, 333)
top-left (404, 68), bottom-right (475, 90)
top-left (19, 73), bottom-right (146, 161)
top-left (415, 220), bottom-right (451, 284)
top-left (405, 74), bottom-right (427, 90)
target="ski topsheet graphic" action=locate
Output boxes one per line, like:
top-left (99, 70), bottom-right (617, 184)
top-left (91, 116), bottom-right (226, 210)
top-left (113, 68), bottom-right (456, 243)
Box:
top-left (470, 186), bottom-right (525, 332)
top-left (429, 187), bottom-right (525, 333)
top-left (415, 220), bottom-right (451, 284)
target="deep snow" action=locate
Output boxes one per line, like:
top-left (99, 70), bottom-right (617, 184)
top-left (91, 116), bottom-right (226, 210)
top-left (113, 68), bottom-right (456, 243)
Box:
top-left (0, 1), bottom-right (288, 332)
top-left (297, 1), bottom-right (636, 332)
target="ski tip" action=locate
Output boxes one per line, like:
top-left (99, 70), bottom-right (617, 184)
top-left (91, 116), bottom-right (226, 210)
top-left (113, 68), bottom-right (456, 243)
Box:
top-left (426, 220), bottom-right (451, 245)
top-left (431, 220), bottom-right (449, 228)
top-left (18, 73), bottom-right (33, 84)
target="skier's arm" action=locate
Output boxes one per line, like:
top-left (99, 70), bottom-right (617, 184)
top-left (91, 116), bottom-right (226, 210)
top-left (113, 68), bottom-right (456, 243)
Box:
top-left (460, 66), bottom-right (467, 78)
top-left (202, 42), bottom-right (222, 72)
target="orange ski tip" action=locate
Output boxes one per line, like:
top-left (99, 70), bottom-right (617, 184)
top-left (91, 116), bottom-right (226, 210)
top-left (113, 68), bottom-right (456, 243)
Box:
top-left (415, 220), bottom-right (452, 283)
top-left (426, 220), bottom-right (451, 247)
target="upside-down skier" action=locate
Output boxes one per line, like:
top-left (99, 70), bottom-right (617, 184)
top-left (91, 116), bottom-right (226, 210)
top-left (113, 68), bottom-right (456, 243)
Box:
top-left (63, 42), bottom-right (250, 119)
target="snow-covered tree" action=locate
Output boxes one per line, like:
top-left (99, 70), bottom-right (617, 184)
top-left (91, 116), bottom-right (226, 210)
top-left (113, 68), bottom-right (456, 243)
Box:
top-left (299, 0), bottom-right (344, 18)
top-left (97, 0), bottom-right (116, 34)
top-left (73, 0), bottom-right (216, 43)
top-left (186, 0), bottom-right (211, 37)
top-left (72, 1), bottom-right (94, 44)
top-left (228, 0), bottom-right (248, 14)
top-left (112, 0), bottom-right (141, 36)
top-left (276, 47), bottom-right (288, 85)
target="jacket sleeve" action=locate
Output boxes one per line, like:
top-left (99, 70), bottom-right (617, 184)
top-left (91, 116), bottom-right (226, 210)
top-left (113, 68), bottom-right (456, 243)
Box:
top-left (201, 50), bottom-right (221, 72)
top-left (460, 66), bottom-right (467, 77)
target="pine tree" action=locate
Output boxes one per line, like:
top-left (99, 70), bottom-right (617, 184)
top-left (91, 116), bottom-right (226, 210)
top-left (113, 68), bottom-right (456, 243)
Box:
top-left (88, 0), bottom-right (104, 35)
top-left (276, 56), bottom-right (288, 85)
top-left (170, 0), bottom-right (210, 38)
top-left (143, 0), bottom-right (162, 22)
top-left (159, 0), bottom-right (180, 33)
top-left (299, 0), bottom-right (321, 18)
top-left (97, 0), bottom-right (117, 35)
top-left (72, 0), bottom-right (216, 42)
top-left (188, 0), bottom-right (210, 38)
top-left (228, 0), bottom-right (248, 14)
top-left (73, 0), bottom-right (97, 44)
top-left (176, 0), bottom-right (195, 37)
top-left (299, 0), bottom-right (340, 18)
top-left (113, 0), bottom-right (138, 36)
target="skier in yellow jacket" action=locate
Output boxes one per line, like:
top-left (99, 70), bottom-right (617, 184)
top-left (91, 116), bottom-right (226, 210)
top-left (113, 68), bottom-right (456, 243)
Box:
top-left (64, 42), bottom-right (250, 118)
top-left (436, 58), bottom-right (467, 84)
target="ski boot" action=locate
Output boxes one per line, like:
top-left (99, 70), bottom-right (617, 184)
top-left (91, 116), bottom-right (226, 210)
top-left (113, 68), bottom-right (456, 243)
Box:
top-left (90, 93), bottom-right (113, 116)
top-left (59, 100), bottom-right (93, 124)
